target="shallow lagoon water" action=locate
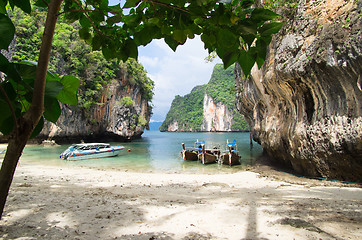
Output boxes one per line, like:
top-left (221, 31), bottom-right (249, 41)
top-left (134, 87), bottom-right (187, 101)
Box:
top-left (19, 131), bottom-right (263, 174)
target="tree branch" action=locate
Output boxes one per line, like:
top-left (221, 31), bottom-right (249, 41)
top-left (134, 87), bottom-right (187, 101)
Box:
top-left (25, 0), bottom-right (63, 125)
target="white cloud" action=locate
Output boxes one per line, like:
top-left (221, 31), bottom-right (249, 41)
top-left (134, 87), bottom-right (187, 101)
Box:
top-left (138, 56), bottom-right (159, 68)
top-left (139, 36), bottom-right (221, 122)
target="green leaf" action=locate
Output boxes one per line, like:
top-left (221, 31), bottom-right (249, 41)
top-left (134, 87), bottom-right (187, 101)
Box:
top-left (241, 34), bottom-right (256, 46)
top-left (79, 27), bottom-right (91, 40)
top-left (0, 99), bottom-right (12, 130)
top-left (148, 18), bottom-right (159, 25)
top-left (250, 8), bottom-right (280, 24)
top-left (89, 11), bottom-right (104, 24)
top-left (102, 46), bottom-right (115, 60)
top-left (216, 28), bottom-right (238, 50)
top-left (45, 80), bottom-right (63, 99)
top-left (0, 81), bottom-right (16, 101)
top-left (0, 0), bottom-right (7, 14)
top-left (0, 115), bottom-right (14, 136)
top-left (79, 14), bottom-right (91, 29)
top-left (4, 63), bottom-right (22, 84)
top-left (201, 33), bottom-right (216, 49)
top-left (123, 0), bottom-right (141, 8)
top-left (100, 0), bottom-right (109, 10)
top-left (259, 22), bottom-right (284, 37)
top-left (222, 51), bottom-right (239, 69)
top-left (238, 50), bottom-right (255, 77)
top-left (46, 69), bottom-right (61, 82)
top-left (122, 13), bottom-right (141, 26)
top-left (123, 38), bottom-right (138, 59)
top-left (108, 3), bottom-right (122, 13)
top-left (134, 28), bottom-right (153, 46)
top-left (20, 98), bottom-right (30, 113)
top-left (0, 13), bottom-right (15, 50)
top-left (238, 19), bottom-right (257, 35)
top-left (255, 39), bottom-right (267, 68)
top-left (0, 52), bottom-right (9, 71)
top-left (172, 30), bottom-right (187, 44)
top-left (256, 55), bottom-right (265, 69)
top-left (107, 14), bottom-right (123, 25)
top-left (15, 61), bottom-right (37, 80)
top-left (56, 75), bottom-right (79, 105)
top-left (30, 116), bottom-right (44, 139)
top-left (164, 36), bottom-right (179, 52)
top-left (91, 34), bottom-right (102, 51)
top-left (239, 0), bottom-right (254, 8)
top-left (0, 98), bottom-right (21, 135)
top-left (196, 0), bottom-right (209, 6)
top-left (34, 0), bottom-right (50, 8)
top-left (43, 96), bottom-right (61, 123)
top-left (13, 0), bottom-right (32, 14)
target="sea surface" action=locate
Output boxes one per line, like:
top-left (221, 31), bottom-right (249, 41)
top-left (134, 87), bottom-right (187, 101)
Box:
top-left (18, 131), bottom-right (263, 174)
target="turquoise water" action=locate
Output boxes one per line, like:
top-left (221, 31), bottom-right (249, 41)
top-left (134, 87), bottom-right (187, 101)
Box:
top-left (19, 131), bottom-right (263, 173)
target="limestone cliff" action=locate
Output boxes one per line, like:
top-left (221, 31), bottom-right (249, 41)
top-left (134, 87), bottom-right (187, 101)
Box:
top-left (235, 0), bottom-right (362, 181)
top-left (200, 93), bottom-right (235, 131)
top-left (160, 64), bottom-right (248, 132)
top-left (38, 69), bottom-right (152, 143)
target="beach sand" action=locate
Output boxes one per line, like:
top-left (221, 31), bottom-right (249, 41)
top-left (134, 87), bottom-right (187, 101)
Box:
top-left (0, 161), bottom-right (361, 240)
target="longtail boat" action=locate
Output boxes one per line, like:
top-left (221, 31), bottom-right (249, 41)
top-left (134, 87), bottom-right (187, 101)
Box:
top-left (199, 144), bottom-right (218, 164)
top-left (181, 140), bottom-right (204, 161)
top-left (221, 139), bottom-right (241, 166)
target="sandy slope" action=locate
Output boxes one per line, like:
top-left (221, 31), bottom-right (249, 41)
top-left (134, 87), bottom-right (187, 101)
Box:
top-left (0, 162), bottom-right (361, 240)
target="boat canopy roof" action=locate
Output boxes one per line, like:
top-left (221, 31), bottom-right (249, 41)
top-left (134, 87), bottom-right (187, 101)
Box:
top-left (227, 139), bottom-right (237, 146)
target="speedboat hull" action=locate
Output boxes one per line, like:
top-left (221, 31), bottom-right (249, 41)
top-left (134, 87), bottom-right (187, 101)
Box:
top-left (60, 144), bottom-right (124, 161)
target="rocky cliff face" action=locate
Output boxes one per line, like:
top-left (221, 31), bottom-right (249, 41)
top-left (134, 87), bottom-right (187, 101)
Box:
top-left (160, 64), bottom-right (249, 132)
top-left (39, 74), bottom-right (151, 143)
top-left (235, 0), bottom-right (362, 181)
top-left (201, 93), bottom-right (234, 131)
top-left (168, 93), bottom-right (235, 132)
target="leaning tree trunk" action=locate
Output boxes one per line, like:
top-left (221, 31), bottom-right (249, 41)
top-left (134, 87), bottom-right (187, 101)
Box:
top-left (0, 0), bottom-right (63, 219)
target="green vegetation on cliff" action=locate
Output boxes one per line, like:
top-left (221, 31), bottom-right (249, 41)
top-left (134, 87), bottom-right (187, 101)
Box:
top-left (10, 7), bottom-right (154, 113)
top-left (160, 64), bottom-right (248, 132)
top-left (160, 85), bottom-right (206, 131)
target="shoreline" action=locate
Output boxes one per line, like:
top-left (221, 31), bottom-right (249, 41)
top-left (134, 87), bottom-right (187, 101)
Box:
top-left (0, 162), bottom-right (361, 239)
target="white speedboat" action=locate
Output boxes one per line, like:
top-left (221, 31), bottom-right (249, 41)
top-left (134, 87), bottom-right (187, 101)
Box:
top-left (60, 143), bottom-right (124, 160)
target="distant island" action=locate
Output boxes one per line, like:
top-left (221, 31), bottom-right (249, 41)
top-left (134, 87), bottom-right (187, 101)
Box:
top-left (160, 64), bottom-right (249, 132)
top-left (147, 122), bottom-right (163, 131)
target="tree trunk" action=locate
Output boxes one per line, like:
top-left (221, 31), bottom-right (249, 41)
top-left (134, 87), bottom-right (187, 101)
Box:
top-left (0, 121), bottom-right (33, 218)
top-left (0, 0), bottom-right (63, 219)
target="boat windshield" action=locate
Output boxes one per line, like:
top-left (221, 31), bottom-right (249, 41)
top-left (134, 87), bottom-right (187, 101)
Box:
top-left (71, 144), bottom-right (110, 151)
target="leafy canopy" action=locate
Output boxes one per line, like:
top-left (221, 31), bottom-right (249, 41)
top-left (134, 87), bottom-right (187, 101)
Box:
top-left (0, 0), bottom-right (283, 136)
top-left (70, 0), bottom-right (283, 75)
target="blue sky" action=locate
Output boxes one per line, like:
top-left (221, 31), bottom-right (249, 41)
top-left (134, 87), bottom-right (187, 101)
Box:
top-left (109, 0), bottom-right (221, 122)
top-left (138, 38), bottom-right (221, 122)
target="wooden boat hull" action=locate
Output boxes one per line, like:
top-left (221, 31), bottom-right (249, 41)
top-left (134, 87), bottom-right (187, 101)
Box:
top-left (221, 152), bottom-right (241, 166)
top-left (199, 152), bottom-right (217, 164)
top-left (182, 150), bottom-right (199, 161)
